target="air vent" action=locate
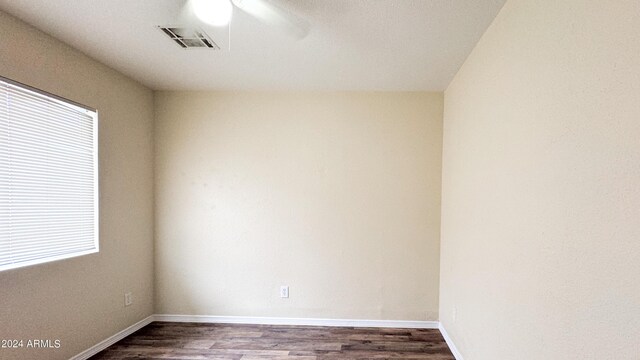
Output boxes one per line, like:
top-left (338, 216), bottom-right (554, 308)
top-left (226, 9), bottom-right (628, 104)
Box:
top-left (159, 26), bottom-right (220, 49)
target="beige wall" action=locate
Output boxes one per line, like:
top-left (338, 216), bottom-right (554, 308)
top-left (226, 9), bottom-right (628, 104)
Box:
top-left (154, 91), bottom-right (443, 320)
top-left (0, 11), bottom-right (154, 360)
top-left (440, 0), bottom-right (640, 359)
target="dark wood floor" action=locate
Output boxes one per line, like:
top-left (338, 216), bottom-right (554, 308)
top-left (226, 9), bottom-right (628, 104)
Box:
top-left (90, 322), bottom-right (455, 360)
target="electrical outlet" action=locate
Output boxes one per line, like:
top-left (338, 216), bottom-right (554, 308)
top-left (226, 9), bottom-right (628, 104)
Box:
top-left (280, 286), bottom-right (289, 298)
top-left (124, 292), bottom-right (133, 307)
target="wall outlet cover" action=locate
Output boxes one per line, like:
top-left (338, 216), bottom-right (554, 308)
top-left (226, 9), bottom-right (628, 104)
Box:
top-left (280, 286), bottom-right (289, 298)
top-left (125, 292), bottom-right (133, 306)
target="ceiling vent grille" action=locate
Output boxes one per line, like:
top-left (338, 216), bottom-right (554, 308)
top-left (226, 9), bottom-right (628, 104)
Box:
top-left (159, 26), bottom-right (220, 49)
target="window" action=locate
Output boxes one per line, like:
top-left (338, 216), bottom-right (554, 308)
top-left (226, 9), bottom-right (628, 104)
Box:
top-left (0, 76), bottom-right (98, 272)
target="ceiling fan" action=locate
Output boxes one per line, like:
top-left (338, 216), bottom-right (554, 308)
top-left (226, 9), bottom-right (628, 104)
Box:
top-left (187, 0), bottom-right (310, 39)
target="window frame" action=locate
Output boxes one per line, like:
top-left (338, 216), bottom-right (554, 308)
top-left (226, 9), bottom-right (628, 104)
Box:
top-left (0, 75), bottom-right (99, 272)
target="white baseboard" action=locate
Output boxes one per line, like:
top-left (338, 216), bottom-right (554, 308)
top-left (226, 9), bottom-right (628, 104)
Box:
top-left (154, 314), bottom-right (439, 329)
top-left (439, 323), bottom-right (464, 360)
top-left (69, 315), bottom-right (153, 360)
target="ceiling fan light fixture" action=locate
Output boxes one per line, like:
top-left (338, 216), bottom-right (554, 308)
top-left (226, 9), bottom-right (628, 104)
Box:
top-left (191, 0), bottom-right (233, 27)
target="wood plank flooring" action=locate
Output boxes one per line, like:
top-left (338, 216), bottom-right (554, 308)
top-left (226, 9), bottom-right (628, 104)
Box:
top-left (90, 322), bottom-right (455, 360)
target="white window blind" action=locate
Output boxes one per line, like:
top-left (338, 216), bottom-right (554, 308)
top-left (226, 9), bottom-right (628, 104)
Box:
top-left (0, 77), bottom-right (98, 272)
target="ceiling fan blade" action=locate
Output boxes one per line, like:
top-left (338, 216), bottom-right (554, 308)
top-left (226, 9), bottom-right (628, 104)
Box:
top-left (176, 1), bottom-right (204, 27)
top-left (231, 0), bottom-right (310, 40)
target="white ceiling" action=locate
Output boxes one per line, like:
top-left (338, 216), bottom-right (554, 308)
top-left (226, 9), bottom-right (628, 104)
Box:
top-left (0, 0), bottom-right (506, 91)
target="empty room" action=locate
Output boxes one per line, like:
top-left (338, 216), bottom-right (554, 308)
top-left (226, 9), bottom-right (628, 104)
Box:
top-left (0, 0), bottom-right (638, 359)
